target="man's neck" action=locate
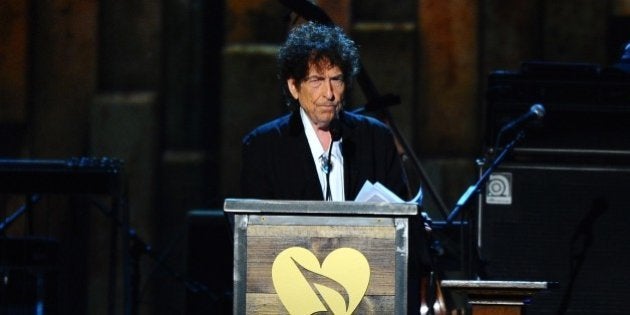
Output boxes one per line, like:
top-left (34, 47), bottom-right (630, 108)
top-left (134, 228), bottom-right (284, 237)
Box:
top-left (300, 108), bottom-right (332, 150)
top-left (315, 127), bottom-right (332, 151)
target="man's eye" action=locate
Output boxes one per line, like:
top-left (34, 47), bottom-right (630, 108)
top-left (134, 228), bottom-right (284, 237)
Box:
top-left (307, 77), bottom-right (324, 87)
top-left (330, 78), bottom-right (344, 86)
top-left (304, 76), bottom-right (344, 89)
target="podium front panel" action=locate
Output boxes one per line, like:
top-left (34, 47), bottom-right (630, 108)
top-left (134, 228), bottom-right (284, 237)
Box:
top-left (225, 199), bottom-right (417, 314)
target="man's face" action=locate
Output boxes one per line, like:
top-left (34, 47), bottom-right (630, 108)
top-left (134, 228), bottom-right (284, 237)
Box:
top-left (287, 61), bottom-right (345, 129)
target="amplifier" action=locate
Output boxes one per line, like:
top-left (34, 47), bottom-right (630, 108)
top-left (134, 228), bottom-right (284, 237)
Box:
top-left (480, 162), bottom-right (630, 314)
top-left (485, 61), bottom-right (630, 160)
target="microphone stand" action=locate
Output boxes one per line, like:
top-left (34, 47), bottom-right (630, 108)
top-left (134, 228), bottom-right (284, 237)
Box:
top-left (445, 131), bottom-right (525, 279)
top-left (0, 194), bottom-right (41, 235)
top-left (447, 130), bottom-right (525, 224)
top-left (90, 200), bottom-right (219, 315)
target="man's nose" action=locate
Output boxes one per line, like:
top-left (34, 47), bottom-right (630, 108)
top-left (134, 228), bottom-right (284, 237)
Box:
top-left (323, 80), bottom-right (335, 99)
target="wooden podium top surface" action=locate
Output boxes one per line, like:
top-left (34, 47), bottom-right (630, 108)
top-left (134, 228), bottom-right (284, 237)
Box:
top-left (224, 198), bottom-right (418, 216)
top-left (441, 280), bottom-right (555, 299)
top-left (441, 280), bottom-right (551, 290)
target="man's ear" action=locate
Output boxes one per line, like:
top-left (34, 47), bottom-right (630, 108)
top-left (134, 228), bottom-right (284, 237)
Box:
top-left (287, 78), bottom-right (299, 100)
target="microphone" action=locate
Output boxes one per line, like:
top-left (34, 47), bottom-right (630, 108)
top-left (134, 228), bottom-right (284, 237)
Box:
top-left (324, 118), bottom-right (342, 200)
top-left (500, 103), bottom-right (545, 133)
top-left (493, 103), bottom-right (545, 150)
top-left (329, 118), bottom-right (342, 141)
top-left (278, 0), bottom-right (334, 25)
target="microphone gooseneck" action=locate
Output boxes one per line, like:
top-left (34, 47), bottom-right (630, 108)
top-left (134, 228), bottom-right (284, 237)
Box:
top-left (324, 119), bottom-right (342, 201)
top-left (329, 118), bottom-right (342, 141)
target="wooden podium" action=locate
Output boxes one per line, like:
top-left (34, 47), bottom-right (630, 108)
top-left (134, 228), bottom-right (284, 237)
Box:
top-left (441, 280), bottom-right (553, 315)
top-left (224, 198), bottom-right (419, 314)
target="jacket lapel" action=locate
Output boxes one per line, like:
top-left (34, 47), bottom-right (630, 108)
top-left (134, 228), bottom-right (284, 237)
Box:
top-left (340, 111), bottom-right (359, 200)
top-left (288, 111), bottom-right (325, 200)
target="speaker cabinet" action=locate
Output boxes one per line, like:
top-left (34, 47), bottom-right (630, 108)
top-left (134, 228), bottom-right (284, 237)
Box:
top-left (480, 162), bottom-right (630, 314)
top-left (485, 63), bottom-right (630, 155)
top-left (185, 210), bottom-right (233, 314)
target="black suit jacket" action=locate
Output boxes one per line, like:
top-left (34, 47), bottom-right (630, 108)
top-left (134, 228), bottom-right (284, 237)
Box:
top-left (241, 109), bottom-right (408, 200)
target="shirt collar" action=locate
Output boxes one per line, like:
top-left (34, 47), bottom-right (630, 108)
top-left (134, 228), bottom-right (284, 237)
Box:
top-left (300, 107), bottom-right (326, 162)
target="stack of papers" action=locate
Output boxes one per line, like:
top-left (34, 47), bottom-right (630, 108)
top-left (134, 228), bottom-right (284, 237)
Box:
top-left (354, 180), bottom-right (423, 205)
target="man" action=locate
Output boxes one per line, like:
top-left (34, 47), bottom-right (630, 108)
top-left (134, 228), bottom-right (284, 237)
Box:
top-left (241, 21), bottom-right (407, 201)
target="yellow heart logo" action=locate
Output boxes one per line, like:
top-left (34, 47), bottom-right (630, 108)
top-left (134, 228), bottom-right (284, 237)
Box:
top-left (271, 247), bottom-right (371, 315)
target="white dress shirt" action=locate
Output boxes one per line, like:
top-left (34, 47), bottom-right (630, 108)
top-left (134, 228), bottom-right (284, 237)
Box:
top-left (300, 108), bottom-right (345, 201)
